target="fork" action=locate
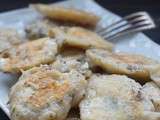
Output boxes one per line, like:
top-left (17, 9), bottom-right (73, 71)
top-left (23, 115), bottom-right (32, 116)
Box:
top-left (96, 11), bottom-right (157, 40)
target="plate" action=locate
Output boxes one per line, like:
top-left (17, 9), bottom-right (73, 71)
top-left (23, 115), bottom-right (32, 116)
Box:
top-left (0, 0), bottom-right (160, 118)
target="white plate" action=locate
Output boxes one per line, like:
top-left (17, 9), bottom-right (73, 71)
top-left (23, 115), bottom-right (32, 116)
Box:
top-left (0, 0), bottom-right (160, 118)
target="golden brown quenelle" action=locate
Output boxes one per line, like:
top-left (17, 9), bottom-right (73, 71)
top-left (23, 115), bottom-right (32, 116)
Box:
top-left (31, 4), bottom-right (100, 27)
top-left (9, 65), bottom-right (87, 120)
top-left (50, 26), bottom-right (113, 51)
top-left (86, 48), bottom-right (160, 83)
top-left (52, 54), bottom-right (91, 78)
top-left (0, 37), bottom-right (57, 73)
top-left (80, 74), bottom-right (158, 120)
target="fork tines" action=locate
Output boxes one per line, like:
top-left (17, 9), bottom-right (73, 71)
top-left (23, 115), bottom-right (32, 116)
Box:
top-left (97, 11), bottom-right (156, 40)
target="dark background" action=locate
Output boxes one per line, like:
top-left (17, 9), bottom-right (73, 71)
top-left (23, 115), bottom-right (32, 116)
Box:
top-left (0, 0), bottom-right (160, 120)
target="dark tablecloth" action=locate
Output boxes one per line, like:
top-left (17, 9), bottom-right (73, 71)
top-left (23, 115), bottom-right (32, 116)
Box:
top-left (0, 0), bottom-right (160, 120)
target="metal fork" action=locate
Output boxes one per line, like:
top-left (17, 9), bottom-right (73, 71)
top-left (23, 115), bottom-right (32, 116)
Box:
top-left (96, 11), bottom-right (156, 40)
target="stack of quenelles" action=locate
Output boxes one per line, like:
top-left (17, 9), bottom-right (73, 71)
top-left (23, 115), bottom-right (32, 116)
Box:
top-left (0, 3), bottom-right (158, 120)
